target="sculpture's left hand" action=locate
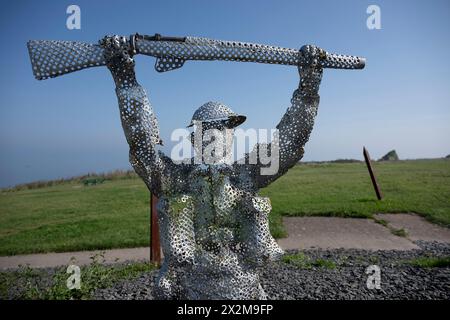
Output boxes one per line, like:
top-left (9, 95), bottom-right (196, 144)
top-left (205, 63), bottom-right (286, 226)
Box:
top-left (298, 44), bottom-right (325, 94)
top-left (299, 45), bottom-right (326, 67)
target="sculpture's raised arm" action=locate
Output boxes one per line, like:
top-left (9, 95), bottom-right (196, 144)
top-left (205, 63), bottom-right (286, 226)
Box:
top-left (244, 45), bottom-right (324, 189)
top-left (101, 36), bottom-right (167, 196)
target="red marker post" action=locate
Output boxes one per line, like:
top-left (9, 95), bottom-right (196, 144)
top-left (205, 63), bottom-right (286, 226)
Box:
top-left (150, 194), bottom-right (161, 264)
top-left (363, 147), bottom-right (383, 200)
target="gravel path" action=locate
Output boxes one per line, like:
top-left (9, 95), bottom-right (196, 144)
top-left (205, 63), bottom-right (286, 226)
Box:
top-left (92, 241), bottom-right (450, 300)
top-left (2, 241), bottom-right (448, 300)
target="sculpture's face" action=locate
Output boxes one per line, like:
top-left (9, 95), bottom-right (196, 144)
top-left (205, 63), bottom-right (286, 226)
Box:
top-left (190, 120), bottom-right (234, 165)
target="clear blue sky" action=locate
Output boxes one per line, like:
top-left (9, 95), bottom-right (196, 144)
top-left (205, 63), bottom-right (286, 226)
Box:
top-left (0, 0), bottom-right (449, 187)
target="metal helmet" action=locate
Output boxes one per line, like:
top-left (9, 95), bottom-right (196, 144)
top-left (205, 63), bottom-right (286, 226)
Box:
top-left (187, 101), bottom-right (246, 128)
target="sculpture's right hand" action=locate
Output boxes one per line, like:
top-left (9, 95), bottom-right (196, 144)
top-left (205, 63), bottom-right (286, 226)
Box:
top-left (99, 35), bottom-right (134, 66)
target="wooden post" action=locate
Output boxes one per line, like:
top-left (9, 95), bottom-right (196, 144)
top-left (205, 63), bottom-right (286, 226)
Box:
top-left (363, 147), bottom-right (383, 200)
top-left (150, 194), bottom-right (161, 264)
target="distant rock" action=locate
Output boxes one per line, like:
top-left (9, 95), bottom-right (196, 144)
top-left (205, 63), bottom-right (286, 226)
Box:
top-left (379, 150), bottom-right (399, 161)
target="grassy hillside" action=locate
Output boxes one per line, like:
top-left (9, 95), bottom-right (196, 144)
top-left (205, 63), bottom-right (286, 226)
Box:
top-left (0, 179), bottom-right (150, 256)
top-left (0, 159), bottom-right (449, 256)
top-left (262, 159), bottom-right (450, 224)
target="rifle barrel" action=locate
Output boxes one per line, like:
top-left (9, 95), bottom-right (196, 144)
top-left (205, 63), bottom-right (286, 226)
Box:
top-left (136, 36), bottom-right (365, 71)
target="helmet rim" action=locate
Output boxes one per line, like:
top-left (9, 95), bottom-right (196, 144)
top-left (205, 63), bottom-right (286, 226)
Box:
top-left (187, 101), bottom-right (246, 128)
top-left (187, 115), bottom-right (246, 128)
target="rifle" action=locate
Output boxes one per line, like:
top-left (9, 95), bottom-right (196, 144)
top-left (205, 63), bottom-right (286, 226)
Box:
top-left (27, 33), bottom-right (365, 80)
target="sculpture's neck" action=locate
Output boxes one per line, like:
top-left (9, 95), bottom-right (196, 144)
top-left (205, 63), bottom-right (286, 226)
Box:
top-left (192, 132), bottom-right (234, 166)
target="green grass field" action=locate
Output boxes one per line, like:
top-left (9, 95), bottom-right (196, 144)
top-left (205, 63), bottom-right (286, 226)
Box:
top-left (1, 159), bottom-right (449, 256)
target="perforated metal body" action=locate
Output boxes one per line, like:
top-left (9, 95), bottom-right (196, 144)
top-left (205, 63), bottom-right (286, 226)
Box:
top-left (99, 36), bottom-right (324, 299)
top-left (27, 34), bottom-right (364, 300)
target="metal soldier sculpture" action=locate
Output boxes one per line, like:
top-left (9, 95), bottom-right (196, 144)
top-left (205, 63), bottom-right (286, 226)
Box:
top-left (28, 33), bottom-right (365, 299)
